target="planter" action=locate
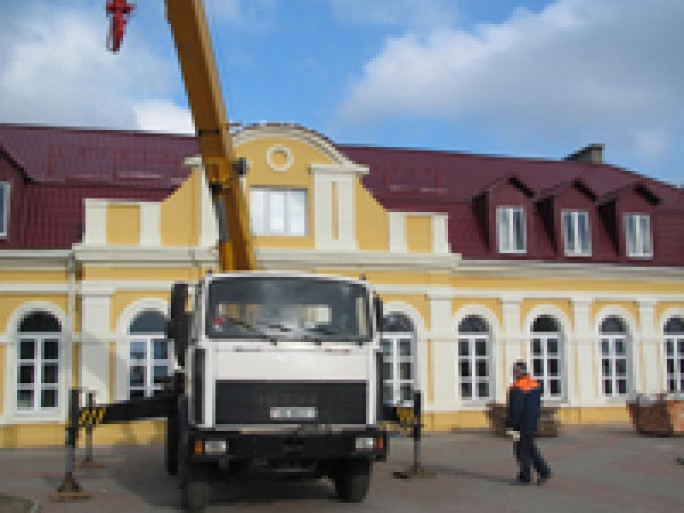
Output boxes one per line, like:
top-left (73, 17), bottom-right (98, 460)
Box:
top-left (627, 394), bottom-right (684, 436)
top-left (486, 403), bottom-right (560, 438)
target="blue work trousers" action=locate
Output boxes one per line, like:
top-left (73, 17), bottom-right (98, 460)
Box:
top-left (514, 433), bottom-right (550, 482)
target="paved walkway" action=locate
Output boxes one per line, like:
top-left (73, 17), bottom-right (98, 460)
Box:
top-left (1, 425), bottom-right (683, 512)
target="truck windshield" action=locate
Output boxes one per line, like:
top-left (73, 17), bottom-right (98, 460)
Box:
top-left (206, 276), bottom-right (372, 342)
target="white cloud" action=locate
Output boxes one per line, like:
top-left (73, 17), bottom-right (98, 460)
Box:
top-left (133, 100), bottom-right (194, 134)
top-left (0, 2), bottom-right (184, 132)
top-left (337, 0), bottom-right (684, 174)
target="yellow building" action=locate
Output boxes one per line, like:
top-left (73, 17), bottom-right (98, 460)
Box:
top-left (0, 123), bottom-right (683, 447)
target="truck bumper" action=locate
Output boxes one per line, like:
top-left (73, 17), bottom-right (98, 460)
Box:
top-left (187, 428), bottom-right (388, 464)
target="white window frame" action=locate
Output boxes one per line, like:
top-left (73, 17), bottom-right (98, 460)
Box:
top-left (380, 333), bottom-right (415, 406)
top-left (497, 206), bottom-right (526, 254)
top-left (0, 182), bottom-right (10, 238)
top-left (458, 332), bottom-right (492, 403)
top-left (16, 334), bottom-right (61, 412)
top-left (530, 332), bottom-right (564, 402)
top-left (562, 210), bottom-right (591, 256)
top-left (624, 213), bottom-right (653, 258)
top-left (665, 322), bottom-right (684, 393)
top-left (250, 187), bottom-right (307, 237)
top-left (128, 336), bottom-right (174, 399)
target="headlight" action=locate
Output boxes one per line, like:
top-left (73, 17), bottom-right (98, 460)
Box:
top-left (355, 436), bottom-right (376, 451)
top-left (204, 439), bottom-right (227, 455)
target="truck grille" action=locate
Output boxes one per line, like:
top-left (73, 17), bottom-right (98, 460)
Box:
top-left (215, 381), bottom-right (367, 425)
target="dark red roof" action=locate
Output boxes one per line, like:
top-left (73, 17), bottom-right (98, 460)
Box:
top-left (0, 123), bottom-right (198, 186)
top-left (1, 124), bottom-right (682, 265)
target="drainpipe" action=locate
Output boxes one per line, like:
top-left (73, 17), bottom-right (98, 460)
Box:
top-left (66, 252), bottom-right (77, 391)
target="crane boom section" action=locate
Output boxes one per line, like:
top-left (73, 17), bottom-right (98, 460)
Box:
top-left (166, 0), bottom-right (256, 271)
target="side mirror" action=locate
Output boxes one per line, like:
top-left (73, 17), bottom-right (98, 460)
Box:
top-left (374, 295), bottom-right (384, 332)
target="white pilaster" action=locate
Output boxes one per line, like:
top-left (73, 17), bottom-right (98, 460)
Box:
top-left (79, 287), bottom-right (113, 403)
top-left (500, 297), bottom-right (522, 400)
top-left (139, 203), bottom-right (161, 246)
top-left (389, 212), bottom-right (407, 253)
top-left (429, 295), bottom-right (456, 409)
top-left (638, 299), bottom-right (658, 393)
top-left (83, 199), bottom-right (108, 245)
top-left (432, 214), bottom-right (449, 254)
top-left (572, 298), bottom-right (595, 405)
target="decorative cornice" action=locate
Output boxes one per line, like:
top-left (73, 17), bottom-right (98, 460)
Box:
top-left (456, 259), bottom-right (684, 281)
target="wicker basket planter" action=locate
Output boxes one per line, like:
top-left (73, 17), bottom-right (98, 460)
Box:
top-left (627, 394), bottom-right (684, 436)
top-left (486, 402), bottom-right (560, 438)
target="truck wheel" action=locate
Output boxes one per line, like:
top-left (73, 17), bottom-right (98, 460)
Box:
top-left (181, 472), bottom-right (210, 512)
top-left (334, 460), bottom-right (372, 503)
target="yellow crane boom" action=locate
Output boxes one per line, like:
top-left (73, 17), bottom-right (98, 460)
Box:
top-left (108, 0), bottom-right (255, 271)
top-left (166, 0), bottom-right (256, 272)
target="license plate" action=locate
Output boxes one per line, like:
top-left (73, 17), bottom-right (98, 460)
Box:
top-left (270, 406), bottom-right (317, 420)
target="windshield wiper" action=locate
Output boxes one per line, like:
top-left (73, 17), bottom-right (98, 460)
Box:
top-left (220, 316), bottom-right (277, 343)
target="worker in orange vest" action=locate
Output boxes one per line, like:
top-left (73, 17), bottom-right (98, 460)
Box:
top-left (506, 360), bottom-right (552, 485)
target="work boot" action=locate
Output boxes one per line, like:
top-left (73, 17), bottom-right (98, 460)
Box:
top-left (536, 472), bottom-right (552, 485)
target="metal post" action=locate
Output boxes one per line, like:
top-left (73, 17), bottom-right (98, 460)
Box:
top-left (393, 390), bottom-right (433, 479)
top-left (51, 388), bottom-right (90, 501)
top-left (79, 391), bottom-right (103, 468)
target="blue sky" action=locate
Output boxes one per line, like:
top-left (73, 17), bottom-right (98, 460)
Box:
top-left (1, 0), bottom-right (682, 186)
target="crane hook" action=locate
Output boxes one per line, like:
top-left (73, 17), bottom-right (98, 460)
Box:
top-left (106, 0), bottom-right (135, 53)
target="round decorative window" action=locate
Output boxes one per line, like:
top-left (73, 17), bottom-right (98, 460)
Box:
top-left (266, 145), bottom-right (293, 172)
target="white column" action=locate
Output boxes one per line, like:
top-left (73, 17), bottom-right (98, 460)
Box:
top-left (638, 299), bottom-right (658, 393)
top-left (79, 286), bottom-right (113, 403)
top-left (432, 214), bottom-right (450, 254)
top-left (313, 174), bottom-right (334, 250)
top-left (429, 294), bottom-right (456, 410)
top-left (139, 203), bottom-right (161, 246)
top-left (388, 212), bottom-right (407, 253)
top-left (334, 175), bottom-right (357, 251)
top-left (499, 297), bottom-right (522, 401)
top-left (83, 199), bottom-right (108, 245)
top-left (572, 298), bottom-right (595, 405)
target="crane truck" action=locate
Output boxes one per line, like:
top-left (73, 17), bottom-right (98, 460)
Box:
top-left (95, 1), bottom-right (388, 511)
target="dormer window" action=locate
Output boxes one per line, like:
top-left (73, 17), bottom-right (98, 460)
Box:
top-left (497, 206), bottom-right (526, 253)
top-left (562, 210), bottom-right (591, 256)
top-left (625, 213), bottom-right (652, 258)
top-left (0, 182), bottom-right (9, 238)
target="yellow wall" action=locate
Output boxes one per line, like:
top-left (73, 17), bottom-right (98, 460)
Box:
top-left (83, 266), bottom-right (202, 282)
top-left (161, 170), bottom-right (200, 246)
top-left (0, 270), bottom-right (66, 283)
top-left (406, 215), bottom-right (432, 253)
top-left (452, 298), bottom-right (503, 328)
top-left (72, 342), bottom-right (80, 388)
top-left (0, 345), bottom-right (4, 415)
top-left (111, 291), bottom-right (169, 331)
top-left (355, 183), bottom-right (389, 252)
top-left (591, 301), bottom-right (639, 329)
top-left (107, 204), bottom-right (140, 245)
top-left (0, 295), bottom-right (68, 331)
top-left (655, 302), bottom-right (684, 329)
top-left (521, 299), bottom-right (573, 331)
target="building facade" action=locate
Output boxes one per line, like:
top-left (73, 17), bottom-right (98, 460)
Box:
top-left (1, 123), bottom-right (683, 448)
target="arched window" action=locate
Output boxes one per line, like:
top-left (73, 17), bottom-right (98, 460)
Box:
top-left (458, 315), bottom-right (492, 402)
top-left (128, 310), bottom-right (172, 399)
top-left (531, 315), bottom-right (564, 401)
top-left (600, 316), bottom-right (631, 397)
top-left (17, 311), bottom-right (62, 411)
top-left (664, 317), bottom-right (684, 393)
top-left (380, 313), bottom-right (416, 405)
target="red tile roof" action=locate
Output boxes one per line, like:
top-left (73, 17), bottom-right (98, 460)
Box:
top-left (1, 123), bottom-right (682, 265)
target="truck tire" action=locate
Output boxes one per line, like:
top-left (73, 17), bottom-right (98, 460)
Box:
top-left (334, 459), bottom-right (372, 503)
top-left (181, 467), bottom-right (211, 512)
